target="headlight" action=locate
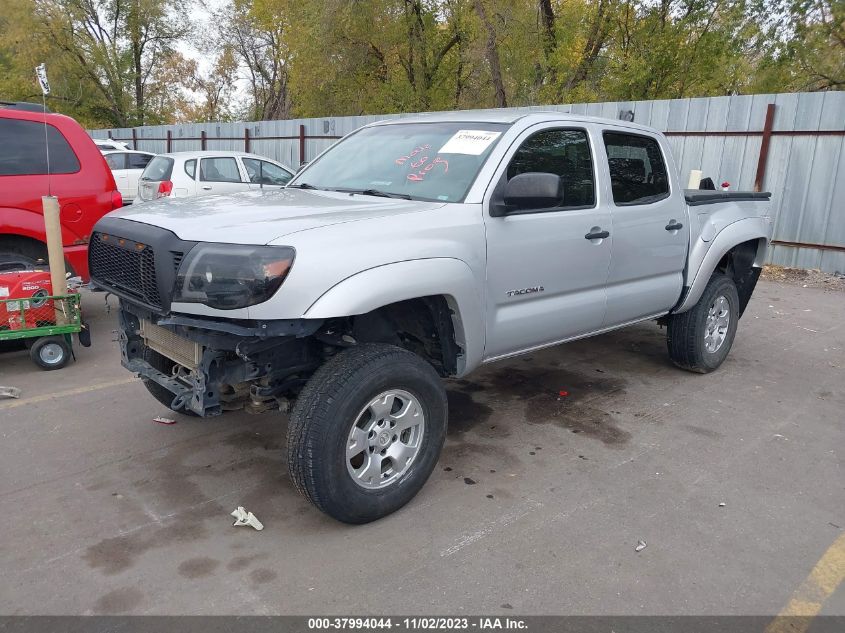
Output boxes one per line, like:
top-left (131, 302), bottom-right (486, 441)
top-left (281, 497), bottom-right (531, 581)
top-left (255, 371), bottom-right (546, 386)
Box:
top-left (173, 244), bottom-right (295, 310)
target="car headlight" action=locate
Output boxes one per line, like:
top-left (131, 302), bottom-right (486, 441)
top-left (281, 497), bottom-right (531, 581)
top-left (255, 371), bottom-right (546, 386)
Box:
top-left (173, 244), bottom-right (295, 310)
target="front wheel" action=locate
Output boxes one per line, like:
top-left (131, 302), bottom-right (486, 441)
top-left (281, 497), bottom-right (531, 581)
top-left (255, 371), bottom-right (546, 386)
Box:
top-left (287, 344), bottom-right (447, 524)
top-left (667, 273), bottom-right (740, 373)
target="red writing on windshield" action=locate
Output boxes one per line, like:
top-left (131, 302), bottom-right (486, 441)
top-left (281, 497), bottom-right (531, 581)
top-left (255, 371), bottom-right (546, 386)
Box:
top-left (395, 145), bottom-right (431, 166)
top-left (407, 156), bottom-right (449, 182)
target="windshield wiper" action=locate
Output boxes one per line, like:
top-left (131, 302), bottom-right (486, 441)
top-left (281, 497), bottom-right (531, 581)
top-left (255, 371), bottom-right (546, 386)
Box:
top-left (341, 188), bottom-right (412, 200)
top-left (287, 182), bottom-right (318, 190)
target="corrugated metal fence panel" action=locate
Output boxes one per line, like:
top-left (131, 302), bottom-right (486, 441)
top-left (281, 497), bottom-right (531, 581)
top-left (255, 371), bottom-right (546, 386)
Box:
top-left (90, 92), bottom-right (845, 272)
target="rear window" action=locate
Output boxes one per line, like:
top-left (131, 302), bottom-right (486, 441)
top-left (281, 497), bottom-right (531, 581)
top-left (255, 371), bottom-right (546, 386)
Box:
top-left (0, 119), bottom-right (81, 176)
top-left (141, 156), bottom-right (174, 181)
top-left (104, 153), bottom-right (125, 169)
top-left (128, 153), bottom-right (153, 169)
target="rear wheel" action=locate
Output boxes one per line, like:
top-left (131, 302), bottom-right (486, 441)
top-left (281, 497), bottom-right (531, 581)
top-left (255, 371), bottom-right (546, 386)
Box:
top-left (287, 343), bottom-right (447, 524)
top-left (30, 336), bottom-right (71, 370)
top-left (667, 273), bottom-right (740, 373)
top-left (141, 346), bottom-right (196, 415)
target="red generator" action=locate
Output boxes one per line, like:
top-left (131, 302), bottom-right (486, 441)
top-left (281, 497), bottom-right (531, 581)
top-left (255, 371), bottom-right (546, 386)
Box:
top-left (0, 268), bottom-right (88, 369)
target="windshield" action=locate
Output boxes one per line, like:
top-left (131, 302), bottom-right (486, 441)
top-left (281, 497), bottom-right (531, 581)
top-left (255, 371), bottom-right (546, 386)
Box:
top-left (289, 122), bottom-right (509, 202)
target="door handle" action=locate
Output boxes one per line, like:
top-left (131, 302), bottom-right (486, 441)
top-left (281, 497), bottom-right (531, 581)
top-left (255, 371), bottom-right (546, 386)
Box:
top-left (202, 186), bottom-right (212, 190)
top-left (665, 221), bottom-right (683, 231)
top-left (584, 229), bottom-right (610, 240)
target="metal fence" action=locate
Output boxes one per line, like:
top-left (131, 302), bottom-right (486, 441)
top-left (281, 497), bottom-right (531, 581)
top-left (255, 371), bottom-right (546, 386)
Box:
top-left (91, 91), bottom-right (845, 273)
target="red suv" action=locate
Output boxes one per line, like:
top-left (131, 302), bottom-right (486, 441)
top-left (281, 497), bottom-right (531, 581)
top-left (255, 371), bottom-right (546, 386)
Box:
top-left (0, 103), bottom-right (122, 280)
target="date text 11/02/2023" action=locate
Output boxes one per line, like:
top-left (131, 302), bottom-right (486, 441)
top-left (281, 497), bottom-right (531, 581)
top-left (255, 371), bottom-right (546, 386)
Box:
top-left (307, 617), bottom-right (528, 630)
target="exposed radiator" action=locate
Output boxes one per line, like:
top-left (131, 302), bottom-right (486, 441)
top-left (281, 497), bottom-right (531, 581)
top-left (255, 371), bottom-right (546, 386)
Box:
top-left (140, 319), bottom-right (202, 370)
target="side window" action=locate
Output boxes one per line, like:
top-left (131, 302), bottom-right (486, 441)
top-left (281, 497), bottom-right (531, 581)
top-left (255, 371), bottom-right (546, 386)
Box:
top-left (243, 158), bottom-right (293, 185)
top-left (184, 159), bottom-right (196, 179)
top-left (603, 132), bottom-right (669, 205)
top-left (0, 119), bottom-right (80, 176)
top-left (104, 153), bottom-right (125, 169)
top-left (506, 129), bottom-right (595, 208)
top-left (127, 153), bottom-right (153, 169)
top-left (200, 157), bottom-right (241, 183)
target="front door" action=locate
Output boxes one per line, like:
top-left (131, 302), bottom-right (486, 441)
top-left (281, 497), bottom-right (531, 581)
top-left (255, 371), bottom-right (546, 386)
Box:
top-left (600, 131), bottom-right (688, 327)
top-left (483, 126), bottom-right (612, 360)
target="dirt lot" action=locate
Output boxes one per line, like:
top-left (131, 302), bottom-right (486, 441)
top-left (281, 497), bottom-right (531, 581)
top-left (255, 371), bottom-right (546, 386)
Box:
top-left (0, 280), bottom-right (842, 617)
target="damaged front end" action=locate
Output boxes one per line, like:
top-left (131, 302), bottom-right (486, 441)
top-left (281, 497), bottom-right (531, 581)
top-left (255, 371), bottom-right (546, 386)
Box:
top-left (118, 303), bottom-right (323, 417)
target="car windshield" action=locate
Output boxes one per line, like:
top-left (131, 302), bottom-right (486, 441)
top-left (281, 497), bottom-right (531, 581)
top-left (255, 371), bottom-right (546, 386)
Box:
top-left (289, 122), bottom-right (509, 202)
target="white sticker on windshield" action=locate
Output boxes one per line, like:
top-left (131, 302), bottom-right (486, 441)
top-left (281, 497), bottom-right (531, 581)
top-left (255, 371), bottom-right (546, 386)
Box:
top-left (438, 130), bottom-right (501, 155)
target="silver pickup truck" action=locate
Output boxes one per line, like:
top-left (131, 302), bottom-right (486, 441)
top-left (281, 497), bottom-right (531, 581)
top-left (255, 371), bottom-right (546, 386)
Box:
top-left (89, 112), bottom-right (773, 523)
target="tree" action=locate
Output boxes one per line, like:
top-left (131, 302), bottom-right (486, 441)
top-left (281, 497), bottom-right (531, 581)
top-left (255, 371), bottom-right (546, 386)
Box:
top-left (31, 0), bottom-right (193, 126)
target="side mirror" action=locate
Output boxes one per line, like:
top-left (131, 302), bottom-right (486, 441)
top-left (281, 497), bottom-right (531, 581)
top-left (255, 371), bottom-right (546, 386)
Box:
top-left (493, 172), bottom-right (564, 216)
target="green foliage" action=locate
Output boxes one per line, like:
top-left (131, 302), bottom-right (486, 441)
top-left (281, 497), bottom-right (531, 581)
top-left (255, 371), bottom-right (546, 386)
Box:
top-left (1, 0), bottom-right (842, 127)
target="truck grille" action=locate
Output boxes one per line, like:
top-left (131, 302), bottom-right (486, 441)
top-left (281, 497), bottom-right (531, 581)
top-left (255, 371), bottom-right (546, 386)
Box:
top-left (89, 232), bottom-right (162, 309)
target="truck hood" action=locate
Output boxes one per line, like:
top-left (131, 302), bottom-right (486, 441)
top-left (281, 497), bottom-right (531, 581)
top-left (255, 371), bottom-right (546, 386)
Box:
top-left (110, 189), bottom-right (444, 243)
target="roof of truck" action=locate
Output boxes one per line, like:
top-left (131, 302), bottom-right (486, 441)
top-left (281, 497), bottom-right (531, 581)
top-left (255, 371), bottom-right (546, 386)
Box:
top-left (370, 109), bottom-right (660, 134)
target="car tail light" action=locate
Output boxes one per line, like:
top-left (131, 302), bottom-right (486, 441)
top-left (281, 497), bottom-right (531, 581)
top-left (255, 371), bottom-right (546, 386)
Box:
top-left (157, 181), bottom-right (173, 198)
top-left (111, 190), bottom-right (123, 209)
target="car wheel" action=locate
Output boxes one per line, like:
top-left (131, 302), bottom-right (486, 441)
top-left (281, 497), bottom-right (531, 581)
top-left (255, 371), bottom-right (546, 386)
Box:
top-left (667, 273), bottom-right (740, 373)
top-left (30, 336), bottom-right (71, 370)
top-left (140, 346), bottom-right (197, 415)
top-left (287, 343), bottom-right (447, 524)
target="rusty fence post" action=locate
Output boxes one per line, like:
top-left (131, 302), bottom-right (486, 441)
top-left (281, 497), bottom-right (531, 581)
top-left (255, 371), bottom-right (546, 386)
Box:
top-left (244, 128), bottom-right (251, 153)
top-left (754, 103), bottom-right (776, 192)
top-left (131, 128), bottom-right (138, 150)
top-left (166, 129), bottom-right (172, 153)
top-left (299, 124), bottom-right (306, 165)
top-left (201, 130), bottom-right (207, 151)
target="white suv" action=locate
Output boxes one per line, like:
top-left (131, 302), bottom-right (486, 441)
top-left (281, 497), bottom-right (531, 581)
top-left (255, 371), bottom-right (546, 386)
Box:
top-left (135, 151), bottom-right (294, 203)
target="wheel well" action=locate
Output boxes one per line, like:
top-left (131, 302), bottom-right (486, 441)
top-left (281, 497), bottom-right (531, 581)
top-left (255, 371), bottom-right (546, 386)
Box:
top-left (344, 296), bottom-right (462, 377)
top-left (715, 239), bottom-right (763, 316)
top-left (0, 235), bottom-right (48, 262)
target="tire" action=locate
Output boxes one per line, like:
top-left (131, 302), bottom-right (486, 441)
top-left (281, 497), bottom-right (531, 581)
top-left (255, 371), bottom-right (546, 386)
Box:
top-left (667, 273), bottom-right (740, 373)
top-left (288, 343), bottom-right (448, 524)
top-left (29, 336), bottom-right (71, 370)
top-left (141, 346), bottom-right (197, 415)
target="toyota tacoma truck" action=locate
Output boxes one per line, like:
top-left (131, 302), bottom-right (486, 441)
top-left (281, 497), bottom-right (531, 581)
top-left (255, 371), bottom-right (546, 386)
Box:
top-left (89, 112), bottom-right (773, 523)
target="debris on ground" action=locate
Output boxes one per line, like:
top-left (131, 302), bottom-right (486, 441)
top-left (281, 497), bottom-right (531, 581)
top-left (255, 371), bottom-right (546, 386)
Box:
top-left (153, 416), bottom-right (177, 425)
top-left (231, 506), bottom-right (264, 531)
top-left (0, 386), bottom-right (21, 399)
top-left (761, 265), bottom-right (845, 292)
top-left (719, 502), bottom-right (726, 507)
top-left (635, 540), bottom-right (647, 552)
top-left (558, 390), bottom-right (569, 397)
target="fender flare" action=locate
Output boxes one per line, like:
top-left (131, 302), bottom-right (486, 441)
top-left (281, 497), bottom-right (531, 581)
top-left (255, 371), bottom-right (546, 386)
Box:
top-left (675, 217), bottom-right (771, 313)
top-left (303, 258), bottom-right (484, 375)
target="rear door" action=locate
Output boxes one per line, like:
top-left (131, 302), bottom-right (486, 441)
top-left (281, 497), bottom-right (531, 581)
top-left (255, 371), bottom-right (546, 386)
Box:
top-left (198, 156), bottom-right (249, 196)
top-left (124, 152), bottom-right (154, 201)
top-left (483, 124), bottom-right (612, 360)
top-left (600, 131), bottom-right (688, 327)
top-left (104, 152), bottom-right (129, 199)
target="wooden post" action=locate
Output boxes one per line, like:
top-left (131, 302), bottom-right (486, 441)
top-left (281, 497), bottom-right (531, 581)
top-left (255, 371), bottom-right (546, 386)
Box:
top-left (166, 129), bottom-right (172, 153)
top-left (299, 124), bottom-right (306, 165)
top-left (42, 196), bottom-right (67, 324)
top-left (754, 104), bottom-right (776, 192)
top-left (131, 128), bottom-right (138, 150)
top-left (244, 128), bottom-right (251, 153)
top-left (201, 130), bottom-right (207, 151)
